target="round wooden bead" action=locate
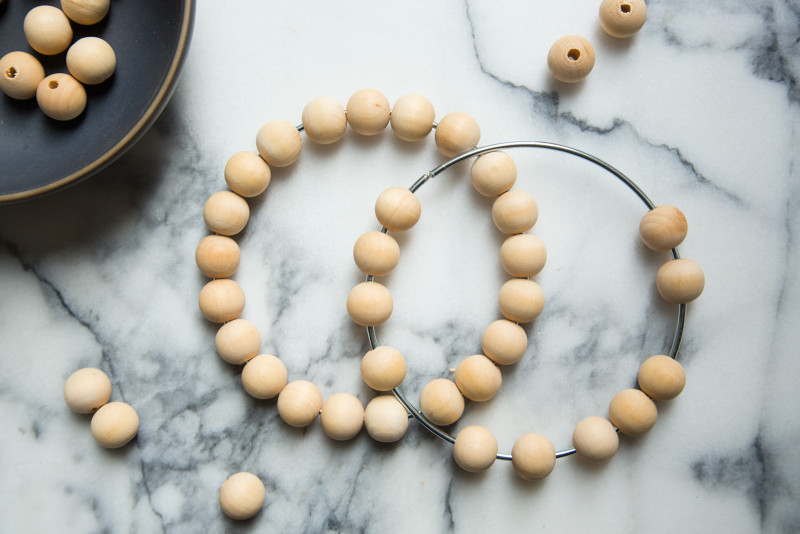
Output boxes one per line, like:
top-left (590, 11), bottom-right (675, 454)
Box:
top-left (218, 472), bottom-right (265, 521)
top-left (492, 189), bottom-right (539, 235)
top-left (364, 395), bottom-right (409, 443)
top-left (572, 416), bottom-right (619, 462)
top-left (36, 74), bottom-right (86, 121)
top-left (390, 93), bottom-right (435, 142)
top-left (256, 120), bottom-right (302, 167)
top-left (435, 111), bottom-right (481, 158)
top-left (320, 393), bottom-right (364, 441)
top-left (470, 151), bottom-right (517, 197)
top-left (203, 191), bottom-right (249, 236)
top-left (638, 354), bottom-right (686, 401)
top-left (346, 88), bottom-right (390, 135)
top-left (346, 281), bottom-right (393, 326)
top-left (500, 233), bottom-right (547, 277)
top-left (452, 425), bottom-right (498, 472)
top-left (0, 52), bottom-right (45, 100)
top-left (302, 96), bottom-right (347, 144)
top-left (498, 278), bottom-right (545, 323)
top-left (609, 388), bottom-right (658, 436)
top-left (419, 378), bottom-right (464, 426)
top-left (277, 380), bottom-right (323, 427)
top-left (24, 6), bottom-right (73, 55)
top-left (195, 235), bottom-right (240, 279)
top-left (353, 231), bottom-right (400, 276)
top-left (656, 258), bottom-right (705, 303)
top-left (61, 0), bottom-right (110, 25)
top-left (547, 35), bottom-right (596, 83)
top-left (215, 318), bottom-right (260, 365)
top-left (481, 319), bottom-right (527, 365)
top-left (63, 368), bottom-right (112, 413)
top-left (199, 279), bottom-right (245, 323)
top-left (224, 152), bottom-right (271, 198)
top-left (599, 0), bottom-right (647, 38)
top-left (66, 37), bottom-right (116, 85)
top-left (639, 205), bottom-right (688, 251)
top-left (375, 187), bottom-right (421, 232)
top-left (361, 345), bottom-right (407, 391)
top-left (90, 402), bottom-right (139, 448)
top-left (511, 433), bottom-right (556, 480)
top-left (454, 355), bottom-right (502, 402)
top-left (242, 354), bottom-right (287, 399)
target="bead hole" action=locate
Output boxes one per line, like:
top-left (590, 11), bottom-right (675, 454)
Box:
top-left (48, 80), bottom-right (59, 89)
top-left (620, 3), bottom-right (632, 13)
top-left (5, 66), bottom-right (16, 79)
top-left (567, 49), bottom-right (581, 61)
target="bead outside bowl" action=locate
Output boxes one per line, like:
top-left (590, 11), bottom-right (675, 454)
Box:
top-left (0, 0), bottom-right (194, 203)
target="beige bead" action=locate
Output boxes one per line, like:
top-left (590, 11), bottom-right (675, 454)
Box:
top-left (452, 425), bottom-right (498, 472)
top-left (599, 0), bottom-right (647, 38)
top-left (656, 258), bottom-right (705, 303)
top-left (224, 152), bottom-right (271, 198)
top-left (364, 395), bottom-right (409, 443)
top-left (454, 354), bottom-right (502, 402)
top-left (481, 319), bottom-right (528, 366)
top-left (346, 281), bottom-right (393, 326)
top-left (346, 88), bottom-right (390, 135)
top-left (547, 35), bottom-right (596, 83)
top-left (0, 52), bottom-right (45, 100)
top-left (90, 402), bottom-right (139, 448)
top-left (277, 380), bottom-right (323, 427)
top-left (609, 388), bottom-right (658, 436)
top-left (361, 345), bottom-right (407, 391)
top-left (353, 231), bottom-right (400, 276)
top-left (419, 378), bottom-right (464, 426)
top-left (36, 74), bottom-right (86, 121)
top-left (375, 187), bottom-right (421, 232)
top-left (203, 191), bottom-right (250, 236)
top-left (215, 318), bottom-right (260, 365)
top-left (511, 433), bottom-right (557, 480)
top-left (61, 0), bottom-right (110, 25)
top-left (498, 279), bottom-right (545, 323)
top-left (242, 354), bottom-right (287, 399)
top-left (390, 93), bottom-right (435, 142)
top-left (195, 235), bottom-right (240, 279)
top-left (199, 279), bottom-right (245, 323)
top-left (572, 416), bottom-right (619, 462)
top-left (639, 205), bottom-right (688, 251)
top-left (24, 6), bottom-right (73, 55)
top-left (435, 111), bottom-right (481, 158)
top-left (638, 355), bottom-right (686, 401)
top-left (302, 96), bottom-right (347, 144)
top-left (492, 189), bottom-right (539, 235)
top-left (256, 120), bottom-right (302, 167)
top-left (63, 368), bottom-right (112, 413)
top-left (320, 393), bottom-right (364, 441)
top-left (500, 234), bottom-right (547, 277)
top-left (218, 472), bottom-right (265, 521)
top-left (66, 37), bottom-right (116, 85)
top-left (470, 151), bottom-right (517, 197)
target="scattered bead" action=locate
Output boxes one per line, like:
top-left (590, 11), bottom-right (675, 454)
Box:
top-left (66, 37), bottom-right (116, 85)
top-left (353, 231), bottom-right (400, 276)
top-left (361, 345), bottom-right (407, 391)
top-left (36, 73), bottom-right (86, 121)
top-left (419, 378), bottom-right (464, 426)
top-left (346, 88), bottom-right (390, 136)
top-left (256, 120), bottom-right (302, 167)
top-left (547, 35), bottom-right (596, 83)
top-left (452, 425), bottom-right (498, 472)
top-left (203, 191), bottom-right (250, 236)
top-left (638, 355), bottom-right (686, 401)
top-left (195, 235), bottom-right (240, 279)
top-left (481, 319), bottom-right (528, 365)
top-left (218, 472), bottom-right (265, 521)
top-left (0, 52), bottom-right (45, 100)
top-left (302, 96), bottom-right (347, 144)
top-left (63, 368), bottom-right (112, 413)
top-left (608, 388), bottom-right (657, 436)
top-left (24, 6), bottom-right (73, 56)
top-left (215, 318), bottom-right (260, 365)
top-left (599, 0), bottom-right (647, 38)
top-left (61, 0), bottom-right (110, 25)
top-left (242, 354), bottom-right (288, 399)
top-left (90, 401), bottom-right (139, 448)
top-left (470, 151), bottom-right (517, 197)
top-left (320, 393), bottom-right (364, 441)
top-left (656, 258), bottom-right (705, 303)
top-left (500, 233), bottom-right (547, 277)
top-left (224, 151), bottom-right (271, 198)
top-left (364, 395), bottom-right (409, 443)
top-left (374, 187), bottom-right (421, 232)
top-left (454, 354), bottom-right (502, 402)
top-left (435, 111), bottom-right (481, 158)
top-left (492, 189), bottom-right (539, 235)
top-left (198, 279), bottom-right (246, 323)
top-left (511, 433), bottom-right (556, 480)
top-left (498, 278), bottom-right (545, 323)
top-left (346, 281), bottom-right (393, 326)
top-left (639, 205), bottom-right (688, 251)
top-left (572, 416), bottom-right (619, 462)
top-left (277, 380), bottom-right (323, 427)
top-left (390, 93), bottom-right (436, 142)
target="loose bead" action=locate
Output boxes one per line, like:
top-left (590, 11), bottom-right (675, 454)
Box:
top-left (452, 425), bottom-right (498, 472)
top-left (639, 205), bottom-right (688, 251)
top-left (419, 378), bottom-right (464, 426)
top-left (498, 278), bottom-right (545, 323)
top-left (66, 37), bottom-right (116, 85)
top-left (320, 393), bottom-right (364, 441)
top-left (572, 416), bottom-right (619, 462)
top-left (0, 52), bottom-right (45, 100)
top-left (361, 345), bottom-right (407, 391)
top-left (346, 281), bottom-right (393, 326)
top-left (195, 235), bottom-right (240, 279)
top-left (353, 231), bottom-right (400, 276)
top-left (199, 279), bottom-right (245, 323)
top-left (470, 151), bottom-right (517, 197)
top-left (374, 187), bottom-right (421, 232)
top-left (63, 368), bottom-right (112, 413)
top-left (390, 93), bottom-right (435, 142)
top-left (256, 120), bottom-right (302, 167)
top-left (36, 74), bottom-right (87, 121)
top-left (224, 151), bottom-right (271, 198)
top-left (599, 0), bottom-right (647, 38)
top-left (435, 111), bottom-right (481, 158)
top-left (242, 354), bottom-right (288, 399)
top-left (500, 233), bottom-right (547, 277)
top-left (638, 354), bottom-right (686, 401)
top-left (656, 258), bottom-right (705, 303)
top-left (218, 472), bottom-right (265, 521)
top-left (24, 6), bottom-right (73, 55)
top-left (61, 0), bottom-right (110, 25)
top-left (364, 395), bottom-right (409, 443)
top-left (511, 433), bottom-right (556, 480)
top-left (608, 388), bottom-right (658, 436)
top-left (346, 88), bottom-right (390, 135)
top-left (90, 401), bottom-right (139, 448)
top-left (277, 380), bottom-right (323, 427)
top-left (302, 96), bottom-right (347, 144)
top-left (547, 35), bottom-right (596, 83)
top-left (454, 354), bottom-right (502, 402)
top-left (481, 319), bottom-right (527, 365)
top-left (203, 191), bottom-right (250, 236)
top-left (215, 318), bottom-right (260, 365)
top-left (492, 189), bottom-right (539, 235)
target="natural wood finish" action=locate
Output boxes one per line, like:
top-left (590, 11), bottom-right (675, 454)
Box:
top-left (24, 6), bottom-right (73, 55)
top-left (435, 111), bottom-right (480, 157)
top-left (346, 88), bottom-right (390, 136)
top-left (492, 189), bottom-right (539, 235)
top-left (353, 231), bottom-right (400, 276)
top-left (215, 318), bottom-right (260, 365)
top-left (242, 354), bottom-right (287, 400)
top-left (656, 258), bottom-right (705, 303)
top-left (572, 416), bottom-right (619, 461)
top-left (419, 378), bottom-right (464, 426)
top-left (0, 52), bottom-right (45, 100)
top-left (470, 151), bottom-right (517, 197)
top-left (256, 120), bottom-right (302, 167)
top-left (638, 355), bottom-right (686, 400)
top-left (346, 281), bottom-right (393, 326)
top-left (361, 345), bottom-right (407, 391)
top-left (198, 279), bottom-right (245, 323)
top-left (639, 205), bottom-right (687, 251)
top-left (224, 151), bottom-right (271, 198)
top-left (203, 191), bottom-right (249, 236)
top-left (302, 96), bottom-right (347, 144)
top-left (453, 425), bottom-right (498, 472)
top-left (63, 368), bottom-right (111, 413)
top-left (390, 93), bottom-right (435, 141)
top-left (599, 0), bottom-right (647, 38)
top-left (277, 380), bottom-right (323, 427)
top-left (66, 37), bottom-right (116, 85)
top-left (36, 73), bottom-right (86, 121)
top-left (455, 354), bottom-right (502, 401)
top-left (498, 278), bottom-right (545, 323)
top-left (500, 233), bottom-right (547, 277)
top-left (90, 401), bottom-right (139, 448)
top-left (609, 388), bottom-right (658, 435)
top-left (375, 187), bottom-right (421, 232)
top-left (511, 433), bottom-right (557, 480)
top-left (218, 472), bottom-right (265, 521)
top-left (364, 395), bottom-right (409, 443)
top-left (547, 35), bottom-right (595, 83)
top-left (320, 393), bottom-right (365, 441)
top-left (61, 0), bottom-right (110, 25)
top-left (481, 319), bottom-right (528, 365)
top-left (195, 235), bottom-right (240, 279)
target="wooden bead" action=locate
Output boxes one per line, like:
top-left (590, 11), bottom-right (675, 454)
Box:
top-left (203, 191), bottom-right (250, 236)
top-left (61, 0), bottom-right (110, 25)
top-left (638, 354), bottom-right (686, 401)
top-left (66, 37), bottom-right (116, 85)
top-left (256, 120), bottom-right (302, 167)
top-left (277, 380), bottom-right (323, 427)
top-left (375, 187), bottom-right (421, 232)
top-left (302, 96), bottom-right (347, 144)
top-left (481, 319), bottom-right (527, 365)
top-left (452, 425), bottom-right (498, 472)
top-left (90, 402), bottom-right (139, 448)
top-left (364, 395), bottom-right (409, 443)
top-left (500, 233), bottom-right (547, 277)
top-left (547, 35), bottom-right (596, 83)
top-left (511, 433), bottom-right (556, 480)
top-left (435, 111), bottom-right (481, 158)
top-left (199, 279), bottom-right (245, 323)
top-left (320, 393), bottom-right (364, 441)
top-left (218, 472), bottom-right (265, 521)
top-left (215, 318), bottom-right (260, 365)
top-left (419, 378), bottom-right (464, 426)
top-left (572, 416), bottom-right (619, 462)
top-left (455, 354), bottom-right (502, 401)
top-left (599, 0), bottom-right (647, 38)
top-left (470, 151), bottom-right (517, 197)
top-left (346, 88), bottom-right (390, 135)
top-left (63, 368), bottom-right (111, 413)
top-left (36, 74), bottom-right (86, 121)
top-left (346, 281), bottom-right (393, 326)
top-left (242, 354), bottom-right (287, 399)
top-left (609, 388), bottom-right (658, 436)
top-left (492, 189), bottom-right (538, 235)
top-left (361, 345), bottom-right (407, 391)
top-left (390, 93), bottom-right (435, 142)
top-left (224, 151), bottom-right (271, 198)
top-left (195, 235), bottom-right (240, 279)
top-left (24, 6), bottom-right (73, 55)
top-left (656, 258), bottom-right (705, 303)
top-left (498, 278), bottom-right (545, 323)
top-left (0, 52), bottom-right (45, 100)
top-left (353, 231), bottom-right (400, 276)
top-left (639, 205), bottom-right (688, 251)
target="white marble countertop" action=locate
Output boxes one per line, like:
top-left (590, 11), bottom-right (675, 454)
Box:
top-left (2, 1), bottom-right (799, 532)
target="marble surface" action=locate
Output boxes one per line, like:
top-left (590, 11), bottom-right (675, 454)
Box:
top-left (1, 0), bottom-right (799, 532)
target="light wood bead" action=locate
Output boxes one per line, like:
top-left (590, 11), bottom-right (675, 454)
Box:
top-left (195, 235), bottom-right (240, 279)
top-left (364, 395), bottom-right (409, 443)
top-left (63, 368), bottom-right (112, 413)
top-left (0, 52), bottom-right (45, 100)
top-left (24, 6), bottom-right (73, 55)
top-left (346, 88), bottom-right (390, 135)
top-left (320, 393), bottom-right (364, 441)
top-left (224, 151), bottom-right (271, 198)
top-left (455, 354), bottom-right (502, 402)
top-left (572, 416), bottom-right (619, 462)
top-left (90, 401), bottom-right (139, 448)
top-left (656, 258), bottom-right (705, 303)
top-left (512, 433), bottom-right (557, 480)
top-left (419, 378), bottom-right (464, 426)
top-left (492, 189), bottom-right (539, 235)
top-left (547, 35), bottom-right (596, 83)
top-left (353, 231), bottom-right (400, 276)
top-left (639, 205), bottom-right (688, 251)
top-left (498, 278), bottom-right (545, 323)
top-left (375, 187), bottom-right (421, 232)
top-left (361, 345), bottom-right (407, 391)
top-left (452, 425), bottom-right (498, 472)
top-left (638, 355), bottom-right (686, 401)
top-left (218, 472), bottom-right (265, 521)
top-left (277, 380), bottom-right (323, 427)
top-left (242, 354), bottom-right (287, 399)
top-left (256, 120), bottom-right (302, 167)
top-left (599, 0), bottom-right (647, 38)
top-left (61, 0), bottom-right (110, 25)
top-left (215, 318), bottom-right (260, 365)
top-left (66, 37), bottom-right (116, 85)
top-left (470, 151), bottom-right (517, 197)
top-left (36, 74), bottom-right (86, 121)
top-left (390, 93), bottom-right (435, 142)
top-left (609, 388), bottom-right (658, 436)
top-left (435, 111), bottom-right (481, 158)
top-left (481, 319), bottom-right (527, 365)
top-left (346, 281), bottom-right (393, 326)
top-left (199, 279), bottom-right (245, 323)
top-left (203, 191), bottom-right (250, 236)
top-left (302, 96), bottom-right (347, 144)
top-left (500, 234), bottom-right (547, 277)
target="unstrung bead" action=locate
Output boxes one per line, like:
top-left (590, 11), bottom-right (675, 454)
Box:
top-left (481, 319), bottom-right (528, 365)
top-left (498, 278), bottom-right (545, 323)
top-left (492, 189), bottom-right (539, 235)
top-left (66, 37), bottom-right (116, 85)
top-left (256, 120), bottom-right (302, 167)
top-left (353, 231), bottom-right (400, 276)
top-left (547, 35), bottom-right (596, 83)
top-left (36, 73), bottom-right (86, 121)
top-left (361, 345), bottom-right (407, 391)
top-left (500, 234), bottom-right (547, 277)
top-left (572, 416), bottom-right (619, 462)
top-left (470, 151), bottom-right (517, 197)
top-left (277, 380), bottom-right (323, 427)
top-left (609, 388), bottom-right (658, 436)
top-left (639, 205), bottom-right (688, 251)
top-left (419, 378), bottom-right (464, 426)
top-left (512, 433), bottom-right (556, 480)
top-left (61, 0), bottom-right (110, 25)
top-left (638, 355), bottom-right (686, 401)
top-left (390, 93), bottom-right (435, 142)
top-left (364, 395), bottom-right (409, 443)
top-left (320, 393), bottom-right (364, 441)
top-left (454, 355), bottom-right (502, 402)
top-left (218, 472), bottom-right (265, 521)
top-left (656, 258), bottom-right (705, 303)
top-left (452, 425), bottom-right (498, 472)
top-left (215, 318), bottom-right (260, 365)
top-left (0, 52), bottom-right (45, 100)
top-left (302, 96), bottom-right (347, 144)
top-left (195, 235), bottom-right (240, 278)
top-left (375, 187), bottom-right (421, 232)
top-left (346, 281), bottom-right (393, 326)
top-left (24, 6), bottom-right (73, 55)
top-left (90, 401), bottom-right (139, 448)
top-left (224, 152), bottom-right (271, 198)
top-left (63, 368), bottom-right (112, 413)
top-left (242, 354), bottom-right (287, 399)
top-left (599, 0), bottom-right (647, 38)
top-left (435, 111), bottom-right (481, 158)
top-left (346, 88), bottom-right (390, 135)
top-left (203, 191), bottom-right (250, 236)
top-left (199, 279), bottom-right (245, 323)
